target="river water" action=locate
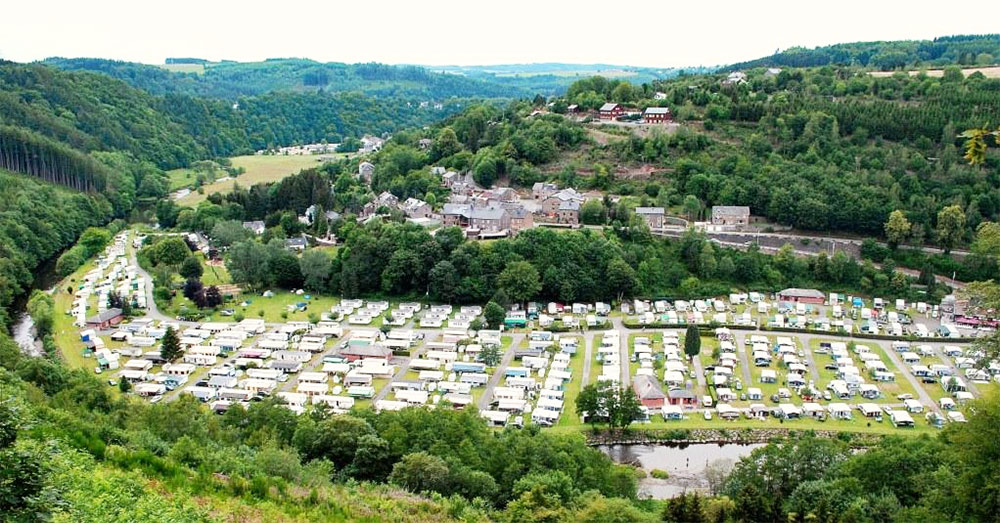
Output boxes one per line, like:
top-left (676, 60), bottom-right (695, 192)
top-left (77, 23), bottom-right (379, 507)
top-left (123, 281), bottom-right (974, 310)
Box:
top-left (599, 443), bottom-right (763, 498)
top-left (8, 252), bottom-right (62, 357)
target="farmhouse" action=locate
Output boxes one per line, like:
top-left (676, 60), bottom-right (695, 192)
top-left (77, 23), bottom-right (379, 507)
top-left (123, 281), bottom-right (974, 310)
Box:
top-left (711, 206), bottom-right (751, 226)
top-left (642, 107), bottom-right (672, 123)
top-left (635, 207), bottom-right (665, 229)
top-left (598, 102), bottom-right (625, 120)
top-left (242, 221), bottom-right (265, 235)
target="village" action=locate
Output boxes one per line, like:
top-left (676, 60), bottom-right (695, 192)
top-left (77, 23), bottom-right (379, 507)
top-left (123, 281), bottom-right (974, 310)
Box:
top-left (59, 228), bottom-right (994, 435)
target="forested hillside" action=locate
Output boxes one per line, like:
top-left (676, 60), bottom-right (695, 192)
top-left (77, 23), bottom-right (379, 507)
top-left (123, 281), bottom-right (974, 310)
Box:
top-left (0, 63), bottom-right (474, 170)
top-left (725, 34), bottom-right (1000, 70)
top-left (0, 169), bottom-right (115, 326)
top-left (43, 57), bottom-right (531, 99)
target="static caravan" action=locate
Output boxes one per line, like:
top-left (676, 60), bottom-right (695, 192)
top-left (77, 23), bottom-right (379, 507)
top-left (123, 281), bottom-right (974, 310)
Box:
top-left (453, 361), bottom-right (486, 373)
top-left (459, 373), bottom-right (489, 386)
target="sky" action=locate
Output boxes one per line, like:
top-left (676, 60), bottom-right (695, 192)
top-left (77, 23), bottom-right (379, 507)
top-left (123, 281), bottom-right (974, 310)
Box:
top-left (3, 0), bottom-right (1000, 68)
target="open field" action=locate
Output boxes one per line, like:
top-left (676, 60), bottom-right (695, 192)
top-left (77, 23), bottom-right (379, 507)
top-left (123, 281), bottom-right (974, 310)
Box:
top-left (177, 154), bottom-right (338, 206)
top-left (495, 69), bottom-right (639, 78)
top-left (159, 63), bottom-right (205, 74)
top-left (869, 65), bottom-right (1000, 78)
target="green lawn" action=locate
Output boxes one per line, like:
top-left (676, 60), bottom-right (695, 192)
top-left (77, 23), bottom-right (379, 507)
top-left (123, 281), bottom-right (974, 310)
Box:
top-left (178, 155), bottom-right (341, 206)
top-left (555, 335), bottom-right (585, 428)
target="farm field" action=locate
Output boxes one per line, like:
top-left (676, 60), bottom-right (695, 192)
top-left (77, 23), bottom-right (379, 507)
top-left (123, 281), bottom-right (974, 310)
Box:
top-left (869, 65), bottom-right (1000, 78)
top-left (176, 154), bottom-right (339, 205)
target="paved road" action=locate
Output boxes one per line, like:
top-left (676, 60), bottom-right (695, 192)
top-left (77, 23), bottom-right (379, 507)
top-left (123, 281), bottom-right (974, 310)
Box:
top-left (127, 235), bottom-right (180, 324)
top-left (690, 351), bottom-right (707, 394)
top-left (797, 335), bottom-right (822, 383)
top-left (733, 331), bottom-right (753, 386)
top-left (877, 339), bottom-right (942, 415)
top-left (477, 333), bottom-right (521, 410)
top-left (935, 345), bottom-right (981, 397)
top-left (615, 317), bottom-right (629, 385)
top-left (373, 348), bottom-right (423, 403)
top-left (581, 332), bottom-right (595, 387)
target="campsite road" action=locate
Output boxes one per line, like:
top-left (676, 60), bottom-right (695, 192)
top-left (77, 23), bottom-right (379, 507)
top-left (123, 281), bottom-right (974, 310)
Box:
top-left (477, 333), bottom-right (522, 410)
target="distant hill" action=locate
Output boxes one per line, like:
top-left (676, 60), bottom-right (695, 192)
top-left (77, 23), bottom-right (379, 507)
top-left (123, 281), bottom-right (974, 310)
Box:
top-left (0, 63), bottom-right (469, 169)
top-left (42, 57), bottom-right (534, 100)
top-left (724, 34), bottom-right (1000, 71)
top-left (425, 62), bottom-right (716, 94)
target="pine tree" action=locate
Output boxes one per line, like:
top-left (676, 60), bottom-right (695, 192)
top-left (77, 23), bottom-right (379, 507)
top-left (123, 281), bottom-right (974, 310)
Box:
top-left (160, 327), bottom-right (182, 362)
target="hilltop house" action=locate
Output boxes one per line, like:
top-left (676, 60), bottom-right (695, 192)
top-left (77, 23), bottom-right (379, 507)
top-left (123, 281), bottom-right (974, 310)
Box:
top-left (635, 207), bottom-right (665, 229)
top-left (711, 206), bottom-right (750, 226)
top-left (242, 221), bottom-right (265, 235)
top-left (556, 200), bottom-right (580, 225)
top-left (541, 188), bottom-right (585, 215)
top-left (362, 191), bottom-right (400, 217)
top-left (360, 136), bottom-right (384, 154)
top-left (358, 161), bottom-right (375, 183)
top-left (441, 203), bottom-right (511, 233)
top-left (507, 206), bottom-right (534, 232)
top-left (642, 107), bottom-right (672, 124)
top-left (599, 103), bottom-right (624, 120)
top-left (401, 198), bottom-right (433, 219)
top-left (724, 71), bottom-right (747, 85)
top-left (532, 182), bottom-right (559, 200)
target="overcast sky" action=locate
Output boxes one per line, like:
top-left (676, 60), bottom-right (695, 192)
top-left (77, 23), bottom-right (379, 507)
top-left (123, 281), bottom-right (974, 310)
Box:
top-left (3, 0), bottom-right (1000, 68)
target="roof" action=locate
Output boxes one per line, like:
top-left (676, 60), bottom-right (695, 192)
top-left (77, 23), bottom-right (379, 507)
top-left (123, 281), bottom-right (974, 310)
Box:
top-left (558, 200), bottom-right (581, 211)
top-left (667, 388), bottom-right (696, 399)
top-left (633, 375), bottom-right (666, 400)
top-left (643, 107), bottom-right (671, 115)
top-left (778, 288), bottom-right (825, 299)
top-left (712, 205), bottom-right (750, 216)
top-left (469, 206), bottom-right (508, 220)
top-left (635, 207), bottom-right (665, 215)
top-left (87, 308), bottom-right (122, 324)
top-left (599, 103), bottom-right (620, 111)
top-left (341, 344), bottom-right (393, 358)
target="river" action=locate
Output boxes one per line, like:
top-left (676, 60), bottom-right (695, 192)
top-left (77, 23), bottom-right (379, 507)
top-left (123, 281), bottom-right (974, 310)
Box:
top-left (9, 251), bottom-right (62, 357)
top-left (599, 443), bottom-right (763, 498)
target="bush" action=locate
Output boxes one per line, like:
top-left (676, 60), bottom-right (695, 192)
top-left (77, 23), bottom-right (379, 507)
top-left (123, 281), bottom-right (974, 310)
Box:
top-left (650, 469), bottom-right (670, 480)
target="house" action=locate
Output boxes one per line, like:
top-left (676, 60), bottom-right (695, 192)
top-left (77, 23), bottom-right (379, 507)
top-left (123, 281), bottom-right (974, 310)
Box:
top-left (352, 160), bottom-right (375, 183)
top-left (285, 237), bottom-right (308, 251)
top-left (642, 107), bottom-right (672, 124)
top-left (667, 388), bottom-right (697, 407)
top-left (242, 221), bottom-right (266, 235)
top-left (442, 203), bottom-right (511, 232)
top-left (360, 136), bottom-right (384, 154)
top-left (556, 200), bottom-right (580, 225)
top-left (507, 206), bottom-right (534, 232)
top-left (635, 207), bottom-right (665, 229)
top-left (711, 206), bottom-right (750, 226)
top-left (542, 188), bottom-right (585, 215)
top-left (599, 103), bottom-right (624, 120)
top-left (86, 308), bottom-right (123, 329)
top-left (653, 91), bottom-right (668, 100)
top-left (532, 182), bottom-right (559, 200)
top-left (778, 288), bottom-right (825, 305)
top-left (401, 198), bottom-right (433, 219)
top-left (363, 191), bottom-right (400, 217)
top-left (764, 67), bottom-right (782, 78)
top-left (723, 71), bottom-right (747, 85)
top-left (417, 138), bottom-right (433, 150)
top-left (632, 375), bottom-right (666, 409)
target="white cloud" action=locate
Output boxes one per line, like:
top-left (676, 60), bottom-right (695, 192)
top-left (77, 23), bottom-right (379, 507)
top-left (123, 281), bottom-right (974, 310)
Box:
top-left (2, 0), bottom-right (999, 68)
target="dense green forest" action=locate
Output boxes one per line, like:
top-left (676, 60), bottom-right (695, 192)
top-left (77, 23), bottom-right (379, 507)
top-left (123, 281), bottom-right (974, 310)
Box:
top-left (0, 169), bottom-right (114, 326)
top-left (725, 33), bottom-right (1000, 70)
top-left (43, 57), bottom-right (532, 99)
top-left (0, 63), bottom-right (474, 170)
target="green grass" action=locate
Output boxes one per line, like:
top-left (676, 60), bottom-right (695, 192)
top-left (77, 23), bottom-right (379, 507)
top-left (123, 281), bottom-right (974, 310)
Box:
top-left (555, 335), bottom-right (585, 428)
top-left (178, 155), bottom-right (341, 206)
top-left (51, 256), bottom-right (102, 370)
